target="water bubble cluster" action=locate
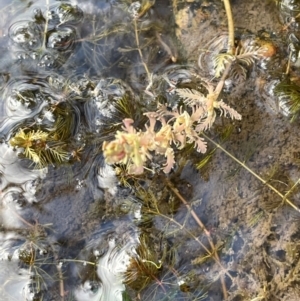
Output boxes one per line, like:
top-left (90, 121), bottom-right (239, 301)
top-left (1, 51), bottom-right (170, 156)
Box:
top-left (8, 3), bottom-right (82, 69)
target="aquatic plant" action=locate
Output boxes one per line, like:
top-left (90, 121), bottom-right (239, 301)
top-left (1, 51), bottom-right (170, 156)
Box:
top-left (102, 80), bottom-right (241, 174)
top-left (198, 31), bottom-right (276, 84)
top-left (274, 79), bottom-right (300, 121)
top-left (10, 128), bottom-right (69, 168)
top-left (2, 0), bottom-right (300, 300)
top-left (99, 2), bottom-right (299, 301)
top-left (124, 233), bottom-right (163, 290)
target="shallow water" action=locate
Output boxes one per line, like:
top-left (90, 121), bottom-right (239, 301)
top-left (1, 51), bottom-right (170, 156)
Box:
top-left (1, 0), bottom-right (300, 301)
top-left (0, 1), bottom-right (180, 300)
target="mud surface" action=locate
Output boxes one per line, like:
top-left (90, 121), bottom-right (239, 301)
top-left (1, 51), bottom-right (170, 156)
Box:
top-left (174, 0), bottom-right (300, 300)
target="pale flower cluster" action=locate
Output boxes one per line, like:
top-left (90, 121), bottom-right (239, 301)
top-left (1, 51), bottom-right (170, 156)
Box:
top-left (102, 117), bottom-right (174, 175)
top-left (103, 85), bottom-right (241, 175)
top-left (103, 106), bottom-right (208, 175)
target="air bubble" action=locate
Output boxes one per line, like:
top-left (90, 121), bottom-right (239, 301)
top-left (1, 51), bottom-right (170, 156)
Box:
top-left (9, 20), bottom-right (41, 50)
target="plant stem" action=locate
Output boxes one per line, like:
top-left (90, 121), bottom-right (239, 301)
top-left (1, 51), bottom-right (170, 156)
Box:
top-left (56, 263), bottom-right (65, 300)
top-left (62, 259), bottom-right (96, 265)
top-left (223, 0), bottom-right (235, 54)
top-left (43, 0), bottom-right (49, 49)
top-left (202, 133), bottom-right (300, 213)
top-left (214, 58), bottom-right (233, 96)
top-left (165, 178), bottom-right (229, 300)
top-left (284, 177), bottom-right (300, 199)
top-left (133, 18), bottom-right (152, 84)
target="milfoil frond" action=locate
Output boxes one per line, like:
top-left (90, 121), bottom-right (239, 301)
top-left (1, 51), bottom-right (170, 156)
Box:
top-left (41, 145), bottom-right (69, 166)
top-left (195, 114), bottom-right (217, 132)
top-left (10, 129), bottom-right (49, 148)
top-left (213, 53), bottom-right (235, 78)
top-left (10, 128), bottom-right (69, 168)
top-left (193, 136), bottom-right (207, 153)
top-left (274, 81), bottom-right (300, 120)
top-left (236, 43), bottom-right (269, 66)
top-left (216, 100), bottom-right (242, 120)
top-left (24, 147), bottom-right (41, 164)
top-left (175, 88), bottom-right (207, 106)
top-left (230, 63), bottom-right (248, 82)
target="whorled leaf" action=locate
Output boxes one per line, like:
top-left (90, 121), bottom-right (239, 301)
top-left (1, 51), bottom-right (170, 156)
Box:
top-left (10, 129), bottom-right (69, 168)
top-left (213, 53), bottom-right (235, 78)
top-left (274, 80), bottom-right (300, 121)
top-left (175, 88), bottom-right (207, 106)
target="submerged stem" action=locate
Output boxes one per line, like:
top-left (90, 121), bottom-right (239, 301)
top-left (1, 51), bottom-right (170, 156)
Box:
top-left (222, 0), bottom-right (235, 54)
top-left (61, 259), bottom-right (96, 265)
top-left (133, 18), bottom-right (152, 84)
top-left (43, 0), bottom-right (49, 49)
top-left (165, 178), bottom-right (229, 300)
top-left (214, 58), bottom-right (233, 96)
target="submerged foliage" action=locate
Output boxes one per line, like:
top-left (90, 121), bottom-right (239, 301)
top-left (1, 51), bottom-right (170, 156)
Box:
top-left (274, 79), bottom-right (300, 121)
top-left (103, 82), bottom-right (241, 174)
top-left (198, 30), bottom-right (276, 83)
top-left (10, 128), bottom-right (69, 168)
top-left (3, 0), bottom-right (300, 301)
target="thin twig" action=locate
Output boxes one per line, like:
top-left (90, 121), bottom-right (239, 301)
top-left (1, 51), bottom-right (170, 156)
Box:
top-left (147, 204), bottom-right (232, 276)
top-left (165, 178), bottom-right (229, 300)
